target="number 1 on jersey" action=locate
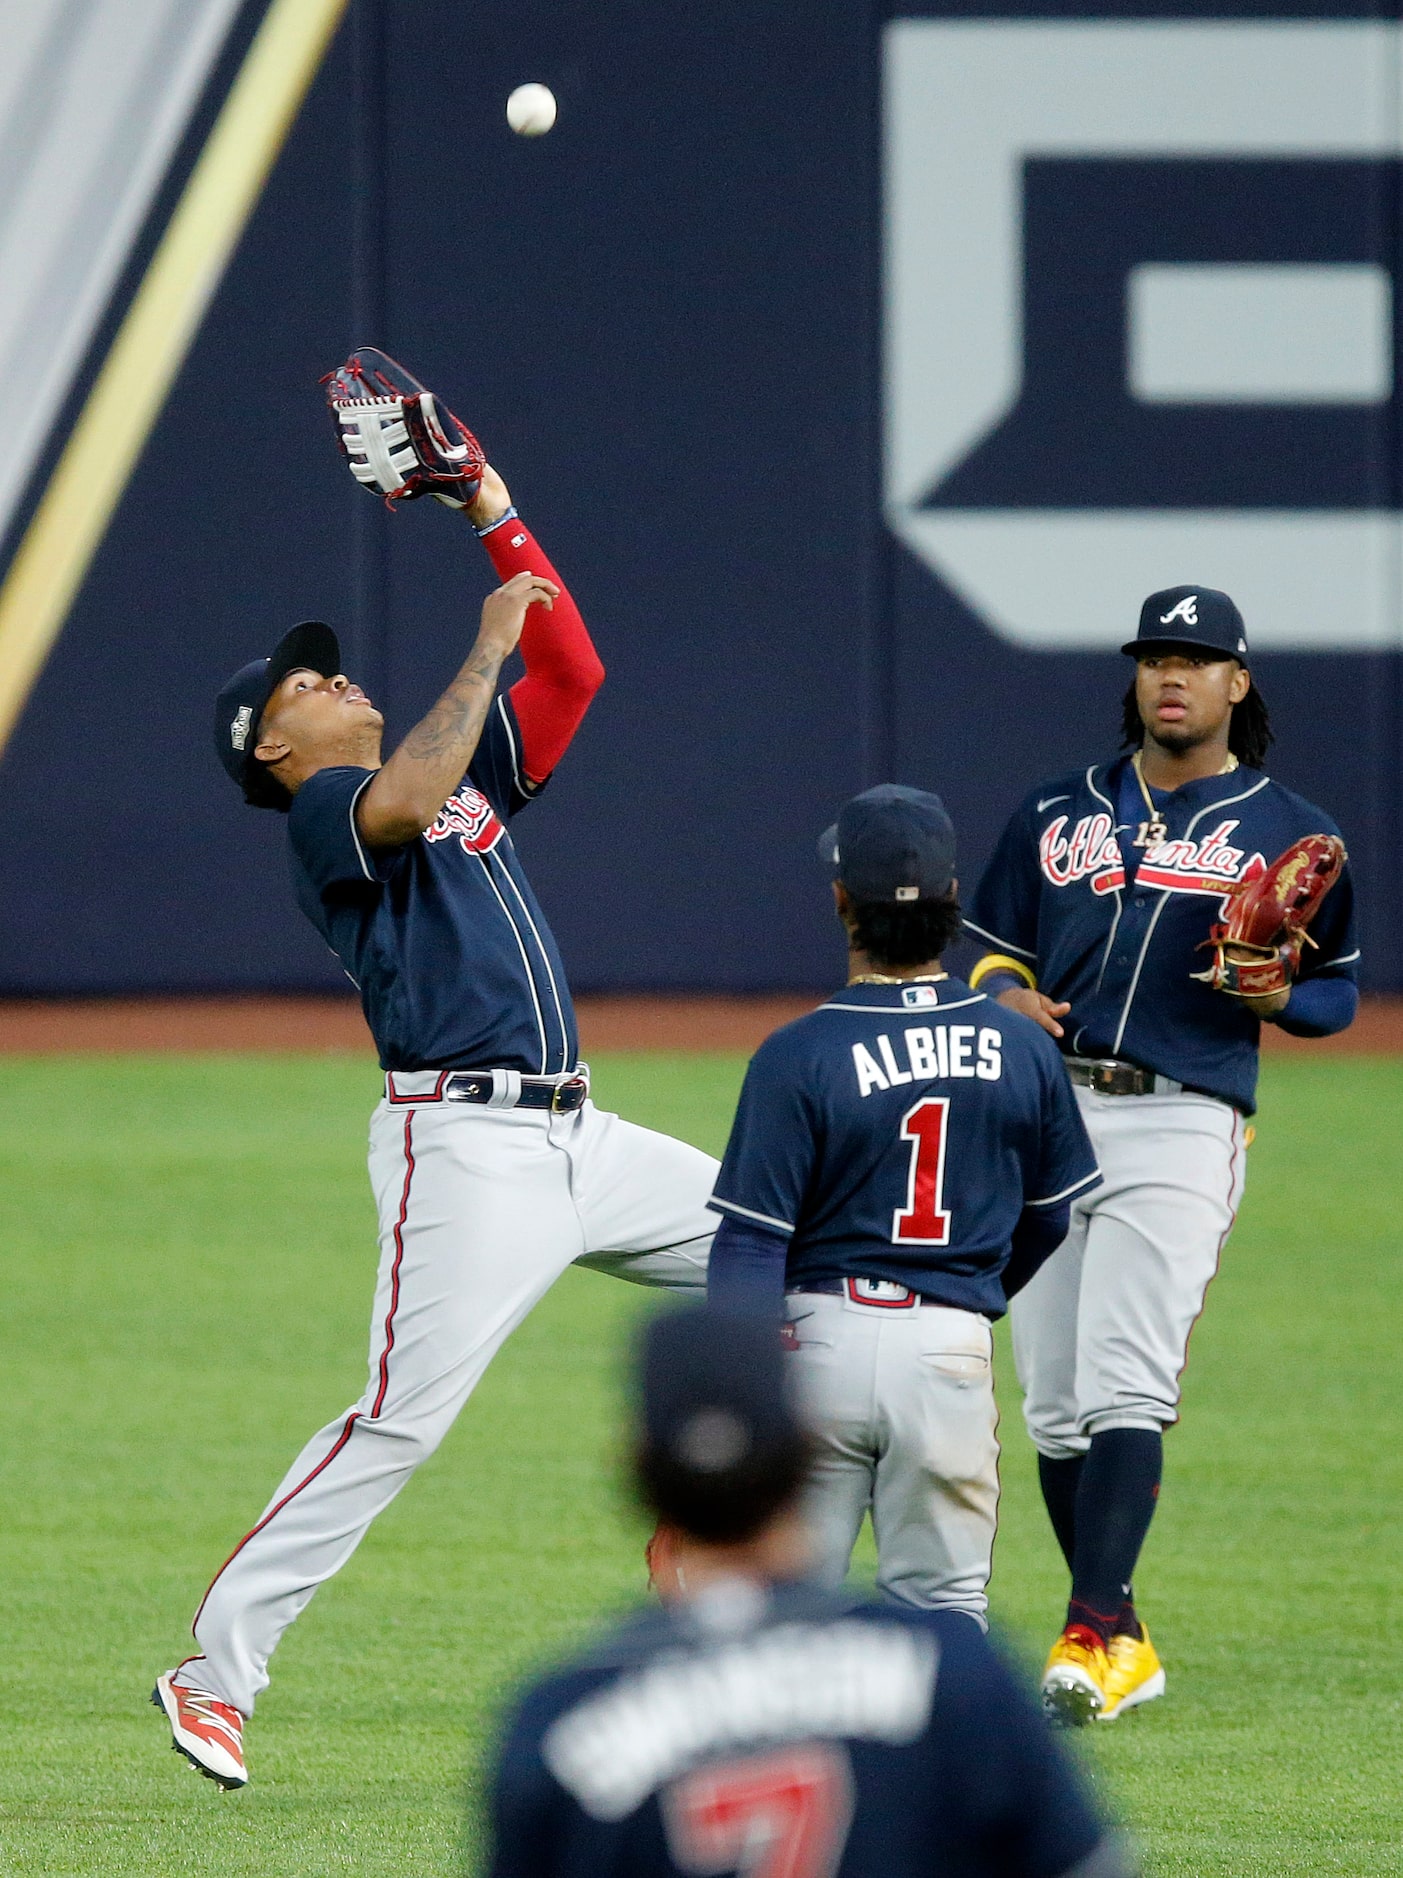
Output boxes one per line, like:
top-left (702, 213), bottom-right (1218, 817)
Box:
top-left (892, 1096), bottom-right (951, 1245)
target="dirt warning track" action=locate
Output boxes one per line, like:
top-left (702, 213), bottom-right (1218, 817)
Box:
top-left (0, 994), bottom-right (1397, 1055)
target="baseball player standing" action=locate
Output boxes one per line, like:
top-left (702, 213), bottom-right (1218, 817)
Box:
top-left (965, 586), bottom-right (1358, 1725)
top-left (152, 370), bottom-right (718, 1789)
top-left (489, 1304), bottom-right (1135, 1878)
top-left (701, 786), bottom-right (1102, 1626)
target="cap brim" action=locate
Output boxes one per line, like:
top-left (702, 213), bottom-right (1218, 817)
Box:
top-left (266, 620), bottom-right (342, 690)
top-left (817, 822), bottom-right (839, 872)
top-left (1122, 636), bottom-right (1241, 660)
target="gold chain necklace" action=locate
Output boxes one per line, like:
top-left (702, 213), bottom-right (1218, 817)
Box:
top-left (1131, 750), bottom-right (1237, 850)
top-left (848, 971), bottom-right (949, 987)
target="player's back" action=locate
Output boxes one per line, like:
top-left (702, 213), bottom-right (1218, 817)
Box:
top-left (711, 978), bottom-right (1098, 1318)
top-left (487, 1579), bottom-right (1120, 1878)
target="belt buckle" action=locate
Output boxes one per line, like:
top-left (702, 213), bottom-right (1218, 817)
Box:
top-left (1089, 1061), bottom-right (1121, 1096)
top-left (1092, 1060), bottom-right (1148, 1097)
top-left (551, 1074), bottom-right (588, 1114)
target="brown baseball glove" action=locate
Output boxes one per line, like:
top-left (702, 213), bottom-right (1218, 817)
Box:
top-left (1192, 834), bottom-right (1346, 1000)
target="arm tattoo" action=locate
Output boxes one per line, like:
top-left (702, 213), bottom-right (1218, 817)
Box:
top-left (399, 646), bottom-right (505, 764)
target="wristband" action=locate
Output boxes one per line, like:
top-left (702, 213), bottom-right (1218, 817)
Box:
top-left (969, 952), bottom-right (1037, 992)
top-left (475, 504), bottom-right (519, 538)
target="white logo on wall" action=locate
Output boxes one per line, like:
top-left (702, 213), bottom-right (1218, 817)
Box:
top-left (883, 20), bottom-right (1403, 651)
top-left (1159, 597), bottom-right (1198, 626)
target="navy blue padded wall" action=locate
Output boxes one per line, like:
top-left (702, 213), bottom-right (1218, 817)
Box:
top-left (0, 0), bottom-right (1394, 993)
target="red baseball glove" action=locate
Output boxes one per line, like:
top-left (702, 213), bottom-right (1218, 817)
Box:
top-left (1192, 834), bottom-right (1346, 1000)
top-left (323, 347), bottom-right (485, 509)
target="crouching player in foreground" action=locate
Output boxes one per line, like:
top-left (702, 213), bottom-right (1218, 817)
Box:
top-left (699, 787), bottom-right (1101, 1625)
top-left (488, 1306), bottom-right (1133, 1877)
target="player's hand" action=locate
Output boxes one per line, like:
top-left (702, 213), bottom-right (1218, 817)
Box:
top-left (996, 986), bottom-right (1071, 1039)
top-left (477, 570), bottom-right (557, 655)
top-left (1240, 986), bottom-right (1291, 1019)
top-left (466, 462), bottom-right (513, 530)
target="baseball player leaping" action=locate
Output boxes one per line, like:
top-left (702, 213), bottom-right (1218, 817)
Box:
top-left (153, 356), bottom-right (719, 1789)
top-left (700, 786), bottom-right (1102, 1627)
top-left (966, 586), bottom-right (1358, 1725)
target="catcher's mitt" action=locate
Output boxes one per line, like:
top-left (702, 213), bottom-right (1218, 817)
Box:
top-left (1191, 834), bottom-right (1346, 1000)
top-left (323, 347), bottom-right (484, 509)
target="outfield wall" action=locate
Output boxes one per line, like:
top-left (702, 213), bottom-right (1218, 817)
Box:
top-left (0, 0), bottom-right (1399, 995)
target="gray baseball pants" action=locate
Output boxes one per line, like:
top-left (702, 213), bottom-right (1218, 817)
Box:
top-left (176, 1081), bottom-right (717, 1715)
top-left (784, 1287), bottom-right (1000, 1623)
top-left (1011, 1086), bottom-right (1247, 1458)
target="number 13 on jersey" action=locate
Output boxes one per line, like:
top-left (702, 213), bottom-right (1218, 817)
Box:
top-left (893, 1097), bottom-right (951, 1245)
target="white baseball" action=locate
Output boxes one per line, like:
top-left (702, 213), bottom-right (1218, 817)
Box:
top-left (506, 83), bottom-right (557, 137)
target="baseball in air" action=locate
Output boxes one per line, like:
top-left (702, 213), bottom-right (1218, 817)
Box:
top-left (506, 84), bottom-right (557, 136)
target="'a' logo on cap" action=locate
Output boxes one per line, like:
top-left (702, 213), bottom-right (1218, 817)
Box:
top-left (230, 705), bottom-right (253, 751)
top-left (1159, 596), bottom-right (1198, 627)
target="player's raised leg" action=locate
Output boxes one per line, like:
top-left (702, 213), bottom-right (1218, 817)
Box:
top-left (565, 1100), bottom-right (717, 1288)
top-left (172, 1101), bottom-right (588, 1723)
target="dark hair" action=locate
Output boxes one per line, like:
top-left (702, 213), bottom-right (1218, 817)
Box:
top-left (1120, 671), bottom-right (1273, 770)
top-left (242, 757), bottom-right (293, 812)
top-left (635, 1430), bottom-right (812, 1545)
top-left (848, 893), bottom-right (963, 969)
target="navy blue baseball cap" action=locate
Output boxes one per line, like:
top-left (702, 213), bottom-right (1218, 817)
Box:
top-left (636, 1306), bottom-right (808, 1542)
top-left (818, 784), bottom-right (956, 904)
top-left (641, 1307), bottom-right (800, 1471)
top-left (1123, 585), bottom-right (1249, 662)
top-left (214, 620), bottom-right (341, 807)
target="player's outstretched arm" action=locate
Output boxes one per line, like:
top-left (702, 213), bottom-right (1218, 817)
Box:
top-left (355, 570), bottom-right (558, 849)
top-left (468, 467), bottom-right (605, 784)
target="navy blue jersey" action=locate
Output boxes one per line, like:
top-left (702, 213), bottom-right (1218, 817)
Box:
top-left (487, 1581), bottom-right (1119, 1878)
top-left (707, 980), bottom-right (1099, 1317)
top-left (965, 757), bottom-right (1360, 1114)
top-left (288, 694), bottom-right (577, 1073)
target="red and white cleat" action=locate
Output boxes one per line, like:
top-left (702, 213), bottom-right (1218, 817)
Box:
top-left (152, 1670), bottom-right (248, 1789)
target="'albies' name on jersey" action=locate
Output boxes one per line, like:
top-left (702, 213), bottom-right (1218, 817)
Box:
top-left (708, 978), bottom-right (1099, 1319)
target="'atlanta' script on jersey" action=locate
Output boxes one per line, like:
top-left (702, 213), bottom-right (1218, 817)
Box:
top-left (1039, 813), bottom-right (1264, 900)
top-left (967, 758), bottom-right (1359, 1113)
top-left (423, 781), bottom-right (504, 856)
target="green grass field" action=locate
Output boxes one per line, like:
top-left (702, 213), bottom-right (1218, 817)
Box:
top-left (0, 1051), bottom-right (1399, 1875)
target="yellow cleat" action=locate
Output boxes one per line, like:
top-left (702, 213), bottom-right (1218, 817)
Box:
top-left (1098, 1626), bottom-right (1166, 1722)
top-left (1040, 1624), bottom-right (1110, 1726)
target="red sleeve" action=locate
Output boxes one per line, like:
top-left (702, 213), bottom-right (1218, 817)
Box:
top-left (479, 512), bottom-right (604, 784)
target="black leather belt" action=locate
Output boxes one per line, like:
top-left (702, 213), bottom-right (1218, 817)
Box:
top-left (445, 1070), bottom-right (589, 1113)
top-left (1064, 1057), bottom-right (1181, 1098)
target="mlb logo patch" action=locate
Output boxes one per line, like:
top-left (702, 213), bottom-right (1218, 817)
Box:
top-left (902, 984), bottom-right (941, 1009)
